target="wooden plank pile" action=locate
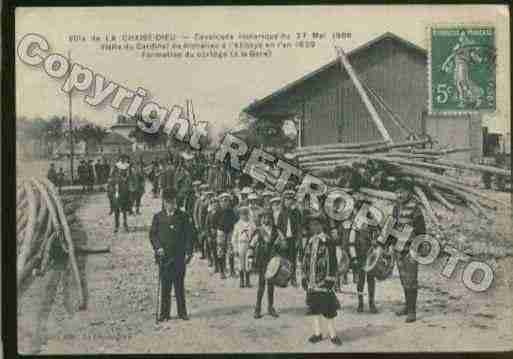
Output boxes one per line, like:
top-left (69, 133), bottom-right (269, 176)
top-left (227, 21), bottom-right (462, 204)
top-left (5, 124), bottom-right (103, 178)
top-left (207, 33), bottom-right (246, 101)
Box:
top-left (16, 178), bottom-right (85, 309)
top-left (292, 138), bottom-right (511, 226)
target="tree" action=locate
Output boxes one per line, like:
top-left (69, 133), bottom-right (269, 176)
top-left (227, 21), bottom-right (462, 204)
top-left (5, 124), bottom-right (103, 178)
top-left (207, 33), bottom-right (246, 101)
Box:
top-left (44, 116), bottom-right (65, 156)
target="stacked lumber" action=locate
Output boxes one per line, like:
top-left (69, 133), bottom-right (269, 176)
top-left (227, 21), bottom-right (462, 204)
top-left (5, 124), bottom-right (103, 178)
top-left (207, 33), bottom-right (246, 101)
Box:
top-left (292, 139), bottom-right (511, 228)
top-left (17, 178), bottom-right (85, 310)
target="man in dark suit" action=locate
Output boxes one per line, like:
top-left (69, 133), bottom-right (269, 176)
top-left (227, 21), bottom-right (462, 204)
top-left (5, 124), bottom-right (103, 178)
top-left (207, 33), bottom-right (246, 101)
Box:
top-left (109, 163), bottom-right (131, 233)
top-left (272, 191), bottom-right (302, 287)
top-left (150, 188), bottom-right (194, 322)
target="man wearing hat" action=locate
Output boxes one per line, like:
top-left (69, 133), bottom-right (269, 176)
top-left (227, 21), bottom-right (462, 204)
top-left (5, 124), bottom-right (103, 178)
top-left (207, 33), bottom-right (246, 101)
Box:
top-left (198, 190), bottom-right (215, 262)
top-left (205, 195), bottom-right (220, 270)
top-left (248, 193), bottom-right (262, 224)
top-left (77, 159), bottom-right (87, 192)
top-left (193, 184), bottom-right (209, 258)
top-left (213, 192), bottom-right (238, 279)
top-left (302, 210), bottom-right (342, 346)
top-left (131, 164), bottom-right (146, 215)
top-left (238, 187), bottom-right (252, 207)
top-left (160, 160), bottom-right (176, 196)
top-left (391, 178), bottom-right (426, 323)
top-left (273, 191), bottom-right (302, 287)
top-left (150, 187), bottom-right (194, 322)
top-left (192, 181), bottom-right (204, 253)
top-left (109, 161), bottom-right (131, 233)
top-left (149, 158), bottom-right (162, 198)
top-left (261, 191), bottom-right (274, 212)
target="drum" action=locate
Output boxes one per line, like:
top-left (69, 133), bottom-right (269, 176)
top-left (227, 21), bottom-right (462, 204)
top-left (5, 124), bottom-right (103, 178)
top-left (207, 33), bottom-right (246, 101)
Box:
top-left (363, 246), bottom-right (395, 281)
top-left (265, 256), bottom-right (292, 287)
top-left (338, 250), bottom-right (350, 276)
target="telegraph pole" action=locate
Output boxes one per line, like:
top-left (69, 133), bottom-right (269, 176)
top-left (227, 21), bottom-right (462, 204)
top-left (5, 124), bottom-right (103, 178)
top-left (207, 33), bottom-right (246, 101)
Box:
top-left (68, 50), bottom-right (75, 184)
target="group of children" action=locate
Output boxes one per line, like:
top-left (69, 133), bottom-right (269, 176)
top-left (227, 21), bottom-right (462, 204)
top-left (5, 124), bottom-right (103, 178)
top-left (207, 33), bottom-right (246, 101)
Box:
top-left (190, 183), bottom-right (345, 345)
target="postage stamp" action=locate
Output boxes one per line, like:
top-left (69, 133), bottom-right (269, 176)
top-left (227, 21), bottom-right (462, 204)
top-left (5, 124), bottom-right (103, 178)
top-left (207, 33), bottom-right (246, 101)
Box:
top-left (429, 25), bottom-right (496, 114)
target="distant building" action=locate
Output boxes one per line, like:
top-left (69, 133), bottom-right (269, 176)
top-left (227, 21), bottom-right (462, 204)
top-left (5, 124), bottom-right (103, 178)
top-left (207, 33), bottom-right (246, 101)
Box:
top-left (243, 32), bottom-right (482, 162)
top-left (111, 116), bottom-right (137, 140)
top-left (101, 132), bottom-right (133, 154)
top-left (110, 115), bottom-right (166, 151)
top-left (53, 140), bottom-right (87, 157)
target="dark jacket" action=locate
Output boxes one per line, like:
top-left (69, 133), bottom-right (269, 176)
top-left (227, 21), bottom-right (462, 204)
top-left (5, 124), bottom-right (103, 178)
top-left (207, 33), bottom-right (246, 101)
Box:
top-left (109, 174), bottom-right (131, 210)
top-left (160, 167), bottom-right (175, 190)
top-left (248, 226), bottom-right (286, 270)
top-left (149, 209), bottom-right (193, 270)
top-left (214, 207), bottom-right (238, 235)
top-left (275, 207), bottom-right (302, 240)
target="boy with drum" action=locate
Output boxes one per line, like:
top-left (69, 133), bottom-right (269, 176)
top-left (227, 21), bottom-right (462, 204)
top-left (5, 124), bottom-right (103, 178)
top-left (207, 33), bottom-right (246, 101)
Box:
top-left (247, 210), bottom-right (287, 319)
top-left (301, 210), bottom-right (342, 346)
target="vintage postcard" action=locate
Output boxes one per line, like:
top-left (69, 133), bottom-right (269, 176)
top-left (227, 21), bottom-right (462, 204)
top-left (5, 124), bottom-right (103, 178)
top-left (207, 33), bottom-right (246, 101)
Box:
top-left (13, 4), bottom-right (511, 355)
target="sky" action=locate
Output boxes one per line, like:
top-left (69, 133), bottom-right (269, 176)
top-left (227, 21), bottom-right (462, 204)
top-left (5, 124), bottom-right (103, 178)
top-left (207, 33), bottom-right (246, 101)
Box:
top-left (15, 5), bottom-right (510, 139)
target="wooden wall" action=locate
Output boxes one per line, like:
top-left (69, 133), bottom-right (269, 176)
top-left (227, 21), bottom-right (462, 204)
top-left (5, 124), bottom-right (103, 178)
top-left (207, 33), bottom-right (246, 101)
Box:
top-left (252, 38), bottom-right (427, 146)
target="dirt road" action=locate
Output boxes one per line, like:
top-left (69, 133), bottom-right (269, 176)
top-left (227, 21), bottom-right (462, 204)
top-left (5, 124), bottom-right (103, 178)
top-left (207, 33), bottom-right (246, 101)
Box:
top-left (19, 187), bottom-right (513, 354)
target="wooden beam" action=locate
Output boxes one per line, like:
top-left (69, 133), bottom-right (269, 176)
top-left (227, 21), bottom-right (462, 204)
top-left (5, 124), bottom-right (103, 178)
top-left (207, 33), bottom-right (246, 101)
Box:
top-left (336, 46), bottom-right (393, 144)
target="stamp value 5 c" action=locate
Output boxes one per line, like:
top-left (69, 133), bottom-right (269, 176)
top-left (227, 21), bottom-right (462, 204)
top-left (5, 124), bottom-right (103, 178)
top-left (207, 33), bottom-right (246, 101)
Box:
top-left (429, 26), bottom-right (496, 114)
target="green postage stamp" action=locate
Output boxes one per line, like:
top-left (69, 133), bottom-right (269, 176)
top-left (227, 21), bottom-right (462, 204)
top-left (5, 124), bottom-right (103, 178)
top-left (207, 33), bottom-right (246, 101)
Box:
top-left (429, 26), bottom-right (496, 114)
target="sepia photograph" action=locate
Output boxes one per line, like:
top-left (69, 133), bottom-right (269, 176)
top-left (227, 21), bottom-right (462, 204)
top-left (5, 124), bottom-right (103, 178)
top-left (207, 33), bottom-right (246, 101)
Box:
top-left (10, 4), bottom-right (512, 355)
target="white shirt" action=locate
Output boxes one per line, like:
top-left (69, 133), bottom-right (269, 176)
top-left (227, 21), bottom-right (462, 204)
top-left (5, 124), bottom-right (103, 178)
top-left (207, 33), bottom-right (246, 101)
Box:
top-left (232, 220), bottom-right (256, 253)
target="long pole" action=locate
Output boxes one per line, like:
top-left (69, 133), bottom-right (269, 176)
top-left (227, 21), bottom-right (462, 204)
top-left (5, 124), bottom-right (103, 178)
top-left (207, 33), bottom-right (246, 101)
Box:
top-left (335, 46), bottom-right (393, 144)
top-left (68, 50), bottom-right (74, 184)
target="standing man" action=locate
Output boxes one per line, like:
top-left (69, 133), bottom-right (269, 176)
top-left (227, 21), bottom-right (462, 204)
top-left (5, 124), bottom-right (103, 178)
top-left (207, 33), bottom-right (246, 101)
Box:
top-left (78, 160), bottom-right (87, 191)
top-left (95, 159), bottom-right (103, 186)
top-left (205, 196), bottom-right (220, 271)
top-left (214, 193), bottom-right (238, 279)
top-left (391, 178), bottom-right (426, 323)
top-left (192, 182), bottom-right (205, 254)
top-left (102, 157), bottom-right (111, 186)
top-left (248, 193), bottom-right (262, 224)
top-left (274, 190), bottom-right (302, 287)
top-left (132, 165), bottom-right (146, 215)
top-left (87, 159), bottom-right (95, 192)
top-left (160, 159), bottom-right (176, 195)
top-left (261, 191), bottom-right (274, 212)
top-left (150, 188), bottom-right (194, 322)
top-left (109, 162), bottom-right (131, 233)
top-left (198, 190), bottom-right (215, 262)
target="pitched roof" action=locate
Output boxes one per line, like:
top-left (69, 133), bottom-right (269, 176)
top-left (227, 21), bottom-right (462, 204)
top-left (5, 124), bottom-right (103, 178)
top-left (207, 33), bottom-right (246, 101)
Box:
top-left (244, 32), bottom-right (426, 115)
top-left (111, 117), bottom-right (137, 128)
top-left (102, 132), bottom-right (133, 145)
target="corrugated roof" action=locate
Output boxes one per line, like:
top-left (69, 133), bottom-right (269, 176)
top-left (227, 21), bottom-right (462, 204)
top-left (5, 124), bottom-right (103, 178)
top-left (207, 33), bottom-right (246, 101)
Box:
top-left (244, 32), bottom-right (426, 115)
top-left (102, 132), bottom-right (133, 145)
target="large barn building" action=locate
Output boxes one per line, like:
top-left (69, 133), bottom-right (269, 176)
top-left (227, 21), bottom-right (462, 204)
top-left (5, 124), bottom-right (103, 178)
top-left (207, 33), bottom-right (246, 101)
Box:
top-left (243, 32), bottom-right (482, 162)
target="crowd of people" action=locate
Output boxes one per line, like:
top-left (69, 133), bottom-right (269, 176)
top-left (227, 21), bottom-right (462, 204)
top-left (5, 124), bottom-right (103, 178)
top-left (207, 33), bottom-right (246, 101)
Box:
top-left (142, 153), bottom-right (427, 347)
top-left (47, 150), bottom-right (427, 346)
